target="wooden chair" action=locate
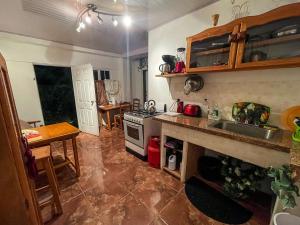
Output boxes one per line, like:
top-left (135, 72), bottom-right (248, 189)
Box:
top-left (114, 103), bottom-right (131, 130)
top-left (32, 146), bottom-right (62, 220)
top-left (132, 98), bottom-right (140, 112)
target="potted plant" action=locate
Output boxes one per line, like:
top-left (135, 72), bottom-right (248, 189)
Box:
top-left (220, 157), bottom-right (266, 199)
top-left (267, 165), bottom-right (300, 209)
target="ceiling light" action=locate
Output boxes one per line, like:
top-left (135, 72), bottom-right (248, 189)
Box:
top-left (85, 12), bottom-right (92, 24)
top-left (123, 15), bottom-right (132, 28)
top-left (76, 26), bottom-right (81, 32)
top-left (97, 13), bottom-right (103, 24)
top-left (79, 20), bottom-right (86, 29)
top-left (112, 17), bottom-right (118, 26)
top-left (113, 0), bottom-right (117, 3)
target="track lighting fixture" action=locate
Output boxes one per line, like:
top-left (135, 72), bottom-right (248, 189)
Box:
top-left (97, 13), bottom-right (103, 24)
top-left (76, 3), bottom-right (132, 32)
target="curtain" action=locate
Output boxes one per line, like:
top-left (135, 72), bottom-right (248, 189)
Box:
top-left (95, 80), bottom-right (109, 106)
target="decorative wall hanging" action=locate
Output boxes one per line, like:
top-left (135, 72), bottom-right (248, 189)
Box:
top-left (231, 0), bottom-right (250, 19)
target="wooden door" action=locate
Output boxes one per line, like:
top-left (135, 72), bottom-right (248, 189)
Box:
top-left (0, 53), bottom-right (41, 225)
top-left (186, 22), bottom-right (240, 73)
top-left (235, 3), bottom-right (300, 70)
top-left (71, 64), bottom-right (99, 136)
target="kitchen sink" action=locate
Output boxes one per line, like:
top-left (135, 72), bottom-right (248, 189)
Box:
top-left (209, 120), bottom-right (279, 140)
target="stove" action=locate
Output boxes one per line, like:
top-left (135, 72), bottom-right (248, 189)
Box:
top-left (123, 111), bottom-right (161, 160)
top-left (124, 111), bottom-right (159, 124)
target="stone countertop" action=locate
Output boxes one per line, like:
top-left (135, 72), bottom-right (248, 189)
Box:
top-left (154, 114), bottom-right (292, 153)
top-left (291, 142), bottom-right (300, 167)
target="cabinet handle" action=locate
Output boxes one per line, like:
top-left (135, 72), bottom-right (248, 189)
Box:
top-left (228, 33), bottom-right (238, 43)
top-left (237, 31), bottom-right (247, 41)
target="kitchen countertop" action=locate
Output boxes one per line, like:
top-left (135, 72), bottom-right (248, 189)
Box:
top-left (154, 114), bottom-right (292, 153)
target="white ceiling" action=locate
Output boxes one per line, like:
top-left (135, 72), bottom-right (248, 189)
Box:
top-left (0, 0), bottom-right (217, 54)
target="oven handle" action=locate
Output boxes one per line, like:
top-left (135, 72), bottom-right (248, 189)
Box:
top-left (124, 121), bottom-right (141, 129)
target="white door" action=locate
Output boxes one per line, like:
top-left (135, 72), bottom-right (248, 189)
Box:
top-left (71, 64), bottom-right (99, 136)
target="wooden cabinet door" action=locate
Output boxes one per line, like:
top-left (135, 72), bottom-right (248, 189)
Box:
top-left (0, 54), bottom-right (41, 225)
top-left (235, 3), bottom-right (300, 70)
top-left (186, 23), bottom-right (240, 73)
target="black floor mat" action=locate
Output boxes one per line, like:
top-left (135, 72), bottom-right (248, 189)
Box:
top-left (185, 177), bottom-right (253, 224)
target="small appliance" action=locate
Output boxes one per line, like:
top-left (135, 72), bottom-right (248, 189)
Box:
top-left (183, 104), bottom-right (202, 117)
top-left (162, 55), bottom-right (176, 71)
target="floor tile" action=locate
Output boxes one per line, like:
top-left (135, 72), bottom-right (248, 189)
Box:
top-left (84, 180), bottom-right (128, 215)
top-left (97, 193), bottom-right (155, 225)
top-left (46, 195), bottom-right (101, 225)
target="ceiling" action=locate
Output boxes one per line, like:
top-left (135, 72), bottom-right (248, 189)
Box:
top-left (0, 0), bottom-right (217, 54)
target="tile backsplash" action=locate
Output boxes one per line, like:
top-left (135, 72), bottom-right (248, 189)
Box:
top-left (169, 68), bottom-right (300, 128)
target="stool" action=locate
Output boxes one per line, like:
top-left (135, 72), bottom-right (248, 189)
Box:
top-left (32, 146), bottom-right (63, 219)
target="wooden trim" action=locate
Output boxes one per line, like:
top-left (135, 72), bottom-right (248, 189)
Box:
top-left (0, 53), bottom-right (41, 225)
top-left (238, 3), bottom-right (300, 28)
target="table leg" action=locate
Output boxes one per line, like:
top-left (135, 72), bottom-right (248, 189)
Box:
top-left (43, 158), bottom-right (62, 215)
top-left (72, 137), bottom-right (80, 177)
top-left (63, 140), bottom-right (67, 160)
top-left (106, 110), bottom-right (111, 130)
top-left (99, 111), bottom-right (102, 129)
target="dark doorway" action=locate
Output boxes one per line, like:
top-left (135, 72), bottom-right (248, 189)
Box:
top-left (34, 65), bottom-right (78, 127)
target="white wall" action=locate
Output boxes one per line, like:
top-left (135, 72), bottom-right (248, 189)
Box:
top-left (148, 0), bottom-right (300, 127)
top-left (0, 32), bottom-right (124, 125)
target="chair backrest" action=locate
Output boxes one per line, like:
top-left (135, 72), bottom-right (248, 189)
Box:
top-left (119, 102), bottom-right (131, 115)
top-left (132, 98), bottom-right (140, 112)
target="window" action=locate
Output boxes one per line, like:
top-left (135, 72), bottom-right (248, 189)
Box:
top-left (94, 69), bottom-right (110, 80)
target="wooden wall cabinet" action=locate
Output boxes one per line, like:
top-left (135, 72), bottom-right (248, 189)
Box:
top-left (186, 3), bottom-right (300, 73)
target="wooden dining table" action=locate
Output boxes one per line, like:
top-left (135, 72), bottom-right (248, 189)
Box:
top-left (98, 103), bottom-right (131, 130)
top-left (26, 122), bottom-right (81, 177)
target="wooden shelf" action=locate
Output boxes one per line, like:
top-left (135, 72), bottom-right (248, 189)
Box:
top-left (155, 73), bottom-right (188, 78)
top-left (195, 175), bottom-right (272, 225)
top-left (192, 47), bottom-right (230, 56)
top-left (163, 166), bottom-right (181, 179)
top-left (246, 33), bottom-right (300, 49)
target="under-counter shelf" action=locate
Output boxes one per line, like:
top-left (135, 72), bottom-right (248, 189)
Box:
top-left (163, 166), bottom-right (181, 179)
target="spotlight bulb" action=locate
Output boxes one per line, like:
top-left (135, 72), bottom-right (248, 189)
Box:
top-left (79, 21), bottom-right (85, 29)
top-left (85, 13), bottom-right (92, 24)
top-left (112, 17), bottom-right (118, 26)
top-left (123, 15), bottom-right (132, 28)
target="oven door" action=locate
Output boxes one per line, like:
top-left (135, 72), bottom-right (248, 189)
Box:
top-left (123, 120), bottom-right (144, 148)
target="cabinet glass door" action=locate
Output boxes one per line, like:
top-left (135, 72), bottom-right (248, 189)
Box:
top-left (190, 34), bottom-right (231, 67)
top-left (237, 16), bottom-right (300, 68)
top-left (187, 25), bottom-right (239, 73)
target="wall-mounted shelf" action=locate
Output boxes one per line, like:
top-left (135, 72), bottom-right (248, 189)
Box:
top-left (155, 73), bottom-right (189, 78)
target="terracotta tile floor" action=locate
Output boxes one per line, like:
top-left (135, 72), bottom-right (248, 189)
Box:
top-left (38, 128), bottom-right (268, 225)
